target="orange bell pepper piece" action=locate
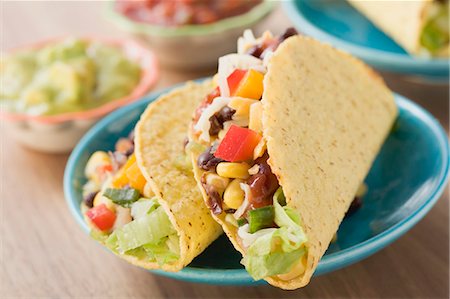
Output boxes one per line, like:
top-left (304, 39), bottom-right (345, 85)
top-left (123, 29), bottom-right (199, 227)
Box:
top-left (233, 69), bottom-right (264, 100)
top-left (112, 154), bottom-right (136, 188)
top-left (125, 161), bottom-right (146, 194)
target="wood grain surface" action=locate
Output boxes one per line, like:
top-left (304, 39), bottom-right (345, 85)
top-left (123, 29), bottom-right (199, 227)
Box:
top-left (1, 2), bottom-right (448, 298)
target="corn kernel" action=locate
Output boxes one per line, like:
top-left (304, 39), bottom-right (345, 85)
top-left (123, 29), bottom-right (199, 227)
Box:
top-left (93, 193), bottom-right (115, 211)
top-left (216, 162), bottom-right (250, 179)
top-left (85, 151), bottom-right (111, 180)
top-left (205, 173), bottom-right (230, 192)
top-left (229, 97), bottom-right (259, 117)
top-left (249, 102), bottom-right (263, 133)
top-left (223, 179), bottom-right (245, 209)
top-left (253, 138), bottom-right (267, 160)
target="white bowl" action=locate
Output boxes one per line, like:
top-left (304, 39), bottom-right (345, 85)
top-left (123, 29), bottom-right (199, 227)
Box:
top-left (105, 1), bottom-right (275, 70)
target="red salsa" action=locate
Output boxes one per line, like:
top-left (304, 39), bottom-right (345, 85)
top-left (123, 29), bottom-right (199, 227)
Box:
top-left (116, 0), bottom-right (262, 26)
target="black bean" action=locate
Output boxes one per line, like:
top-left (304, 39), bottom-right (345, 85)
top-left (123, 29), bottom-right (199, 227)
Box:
top-left (346, 196), bottom-right (362, 217)
top-left (203, 184), bottom-right (223, 215)
top-left (209, 114), bottom-right (222, 136)
top-left (247, 155), bottom-right (279, 209)
top-left (217, 106), bottom-right (236, 123)
top-left (83, 191), bottom-right (98, 208)
top-left (246, 44), bottom-right (265, 58)
top-left (208, 106), bottom-right (236, 136)
top-left (279, 27), bottom-right (298, 42)
top-left (197, 146), bottom-right (224, 171)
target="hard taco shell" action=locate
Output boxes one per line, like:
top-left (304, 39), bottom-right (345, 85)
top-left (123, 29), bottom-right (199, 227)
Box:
top-left (134, 80), bottom-right (222, 271)
top-left (190, 36), bottom-right (397, 289)
top-left (348, 0), bottom-right (432, 55)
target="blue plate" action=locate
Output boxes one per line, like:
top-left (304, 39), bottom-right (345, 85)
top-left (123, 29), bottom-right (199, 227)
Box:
top-left (283, 0), bottom-right (450, 80)
top-left (64, 84), bottom-right (449, 286)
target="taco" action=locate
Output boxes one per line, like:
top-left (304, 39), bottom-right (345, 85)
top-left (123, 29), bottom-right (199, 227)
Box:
top-left (81, 80), bottom-right (222, 271)
top-left (348, 0), bottom-right (449, 57)
top-left (187, 29), bottom-right (398, 289)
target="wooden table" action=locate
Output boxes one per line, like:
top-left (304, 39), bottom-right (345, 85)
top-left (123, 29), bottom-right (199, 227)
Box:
top-left (2, 2), bottom-right (448, 298)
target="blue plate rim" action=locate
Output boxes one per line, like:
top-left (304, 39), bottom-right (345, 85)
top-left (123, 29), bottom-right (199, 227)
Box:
top-left (64, 84), bottom-right (450, 285)
top-left (282, 0), bottom-right (450, 74)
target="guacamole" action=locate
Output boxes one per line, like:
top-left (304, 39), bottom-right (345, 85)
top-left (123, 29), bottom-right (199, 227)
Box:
top-left (1, 38), bottom-right (141, 116)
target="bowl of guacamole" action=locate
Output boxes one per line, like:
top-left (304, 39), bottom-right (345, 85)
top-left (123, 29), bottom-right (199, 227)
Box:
top-left (0, 37), bottom-right (159, 153)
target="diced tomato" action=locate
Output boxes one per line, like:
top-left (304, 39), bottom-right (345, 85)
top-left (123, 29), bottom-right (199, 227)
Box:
top-left (214, 125), bottom-right (262, 162)
top-left (227, 69), bottom-right (247, 96)
top-left (206, 86), bottom-right (221, 104)
top-left (86, 204), bottom-right (116, 232)
top-left (194, 7), bottom-right (219, 24)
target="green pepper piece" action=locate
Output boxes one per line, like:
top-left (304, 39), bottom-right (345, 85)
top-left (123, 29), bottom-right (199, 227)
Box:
top-left (104, 187), bottom-right (140, 207)
top-left (237, 218), bottom-right (248, 227)
top-left (248, 206), bottom-right (275, 233)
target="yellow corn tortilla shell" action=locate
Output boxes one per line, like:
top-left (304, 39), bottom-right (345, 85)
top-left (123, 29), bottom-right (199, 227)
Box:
top-left (190, 36), bottom-right (397, 289)
top-left (347, 0), bottom-right (432, 55)
top-left (127, 80), bottom-right (222, 271)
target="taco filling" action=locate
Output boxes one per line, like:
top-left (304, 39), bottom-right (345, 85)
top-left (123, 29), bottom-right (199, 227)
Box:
top-left (420, 0), bottom-right (449, 56)
top-left (81, 132), bottom-right (179, 265)
top-left (188, 28), bottom-right (309, 280)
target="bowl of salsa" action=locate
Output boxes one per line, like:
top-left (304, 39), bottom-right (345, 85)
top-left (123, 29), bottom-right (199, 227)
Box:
top-left (0, 37), bottom-right (159, 153)
top-left (106, 0), bottom-right (274, 69)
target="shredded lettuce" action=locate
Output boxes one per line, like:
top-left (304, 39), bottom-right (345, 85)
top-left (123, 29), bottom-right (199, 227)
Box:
top-left (114, 206), bottom-right (175, 253)
top-left (241, 193), bottom-right (307, 280)
top-left (101, 198), bottom-right (179, 264)
top-left (104, 231), bottom-right (119, 253)
top-left (143, 239), bottom-right (179, 265)
top-left (130, 198), bottom-right (159, 219)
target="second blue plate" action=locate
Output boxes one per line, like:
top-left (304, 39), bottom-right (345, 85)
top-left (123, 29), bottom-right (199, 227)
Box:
top-left (283, 0), bottom-right (449, 80)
